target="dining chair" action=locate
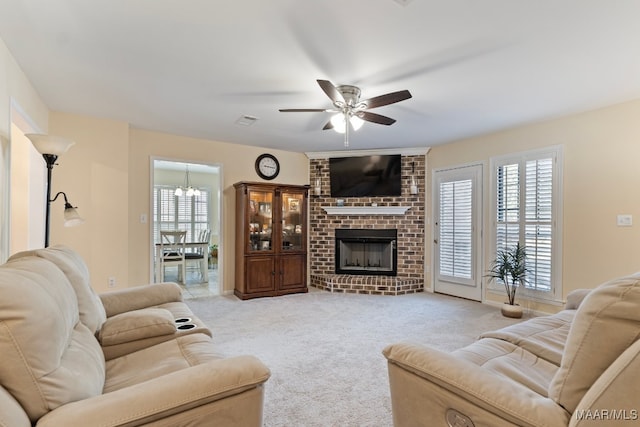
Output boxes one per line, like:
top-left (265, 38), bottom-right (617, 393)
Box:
top-left (185, 229), bottom-right (211, 282)
top-left (159, 230), bottom-right (187, 283)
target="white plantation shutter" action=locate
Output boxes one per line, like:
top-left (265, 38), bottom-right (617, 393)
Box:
top-left (525, 158), bottom-right (553, 291)
top-left (493, 148), bottom-right (562, 297)
top-left (154, 188), bottom-right (177, 241)
top-left (154, 186), bottom-right (210, 243)
top-left (439, 179), bottom-right (473, 280)
top-left (496, 163), bottom-right (520, 254)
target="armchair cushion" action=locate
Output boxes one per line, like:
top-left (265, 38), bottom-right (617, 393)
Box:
top-left (480, 310), bottom-right (574, 366)
top-left (549, 272), bottom-right (640, 412)
top-left (98, 308), bottom-right (176, 346)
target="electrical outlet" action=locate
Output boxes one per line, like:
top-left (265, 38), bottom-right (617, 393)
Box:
top-left (140, 213), bottom-right (147, 224)
top-left (108, 277), bottom-right (116, 288)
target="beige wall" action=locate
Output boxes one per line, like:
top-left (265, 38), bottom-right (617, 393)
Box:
top-left (128, 128), bottom-right (309, 293)
top-left (0, 38), bottom-right (49, 262)
top-left (426, 99), bottom-right (640, 312)
top-left (48, 112), bottom-right (130, 293)
top-left (3, 34), bottom-right (639, 304)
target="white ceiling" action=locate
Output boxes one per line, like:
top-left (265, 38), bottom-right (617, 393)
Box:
top-left (1, 0), bottom-right (640, 153)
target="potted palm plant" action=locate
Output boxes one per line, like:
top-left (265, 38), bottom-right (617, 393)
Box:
top-left (487, 242), bottom-right (528, 318)
top-left (209, 244), bottom-right (218, 268)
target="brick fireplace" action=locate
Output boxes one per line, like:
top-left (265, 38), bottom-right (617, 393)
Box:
top-left (308, 153), bottom-right (426, 295)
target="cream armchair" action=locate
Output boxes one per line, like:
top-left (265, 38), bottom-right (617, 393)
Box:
top-left (384, 273), bottom-right (640, 427)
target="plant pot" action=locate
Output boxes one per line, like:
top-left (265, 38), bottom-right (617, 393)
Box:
top-left (501, 303), bottom-right (523, 318)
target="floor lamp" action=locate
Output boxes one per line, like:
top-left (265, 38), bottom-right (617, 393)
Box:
top-left (25, 134), bottom-right (85, 247)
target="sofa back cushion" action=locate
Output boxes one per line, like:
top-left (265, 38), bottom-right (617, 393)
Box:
top-left (549, 272), bottom-right (640, 412)
top-left (0, 256), bottom-right (105, 422)
top-left (9, 245), bottom-right (107, 334)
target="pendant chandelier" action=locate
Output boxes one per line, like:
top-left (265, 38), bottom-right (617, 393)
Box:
top-left (174, 165), bottom-right (201, 197)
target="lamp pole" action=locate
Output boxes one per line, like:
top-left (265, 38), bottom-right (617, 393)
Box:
top-left (25, 134), bottom-right (83, 248)
top-left (42, 153), bottom-right (58, 248)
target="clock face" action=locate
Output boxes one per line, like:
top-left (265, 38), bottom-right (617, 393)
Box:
top-left (255, 154), bottom-right (280, 180)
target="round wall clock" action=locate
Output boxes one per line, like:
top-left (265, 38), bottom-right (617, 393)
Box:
top-left (255, 153), bottom-right (280, 180)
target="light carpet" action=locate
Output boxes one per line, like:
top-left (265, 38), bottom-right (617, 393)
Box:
top-left (186, 288), bottom-right (523, 427)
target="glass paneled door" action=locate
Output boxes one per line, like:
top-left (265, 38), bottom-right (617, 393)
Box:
top-left (433, 164), bottom-right (482, 301)
top-left (281, 192), bottom-right (304, 251)
top-left (248, 188), bottom-right (273, 252)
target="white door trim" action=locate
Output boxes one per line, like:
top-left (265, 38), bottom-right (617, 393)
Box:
top-left (432, 163), bottom-right (483, 301)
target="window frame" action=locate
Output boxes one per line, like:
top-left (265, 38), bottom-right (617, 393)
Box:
top-left (489, 145), bottom-right (564, 304)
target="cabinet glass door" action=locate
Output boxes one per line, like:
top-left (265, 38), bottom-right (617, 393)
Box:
top-left (248, 189), bottom-right (273, 251)
top-left (281, 192), bottom-right (304, 251)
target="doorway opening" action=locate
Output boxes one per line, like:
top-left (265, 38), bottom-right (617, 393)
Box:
top-left (151, 159), bottom-right (222, 298)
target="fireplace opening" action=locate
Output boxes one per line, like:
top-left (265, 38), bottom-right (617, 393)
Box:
top-left (335, 229), bottom-right (397, 276)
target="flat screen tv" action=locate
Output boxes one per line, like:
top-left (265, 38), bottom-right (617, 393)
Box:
top-left (329, 155), bottom-right (402, 197)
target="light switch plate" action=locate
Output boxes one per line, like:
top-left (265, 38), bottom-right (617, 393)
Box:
top-left (617, 214), bottom-right (633, 227)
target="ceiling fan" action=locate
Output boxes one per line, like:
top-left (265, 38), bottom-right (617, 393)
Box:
top-left (279, 79), bottom-right (412, 147)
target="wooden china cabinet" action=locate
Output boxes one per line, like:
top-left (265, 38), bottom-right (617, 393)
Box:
top-left (233, 182), bottom-right (309, 299)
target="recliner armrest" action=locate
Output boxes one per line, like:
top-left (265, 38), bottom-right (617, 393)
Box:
top-left (100, 282), bottom-right (183, 317)
top-left (35, 356), bottom-right (271, 427)
top-left (98, 308), bottom-right (177, 346)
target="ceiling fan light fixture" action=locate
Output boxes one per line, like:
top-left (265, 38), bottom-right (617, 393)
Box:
top-left (330, 113), bottom-right (364, 134)
top-left (280, 79), bottom-right (411, 146)
top-left (330, 114), bottom-right (346, 133)
top-left (350, 115), bottom-right (364, 131)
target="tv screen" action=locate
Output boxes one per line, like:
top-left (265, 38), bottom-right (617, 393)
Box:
top-left (329, 155), bottom-right (402, 197)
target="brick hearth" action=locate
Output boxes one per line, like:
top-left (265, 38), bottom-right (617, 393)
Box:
top-left (308, 154), bottom-right (425, 295)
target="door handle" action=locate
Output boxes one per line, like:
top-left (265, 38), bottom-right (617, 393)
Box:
top-left (434, 239), bottom-right (438, 244)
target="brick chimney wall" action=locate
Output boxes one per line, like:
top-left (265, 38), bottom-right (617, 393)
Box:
top-left (308, 155), bottom-right (425, 295)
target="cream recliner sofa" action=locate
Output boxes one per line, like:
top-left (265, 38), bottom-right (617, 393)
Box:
top-left (383, 273), bottom-right (640, 427)
top-left (0, 246), bottom-right (270, 427)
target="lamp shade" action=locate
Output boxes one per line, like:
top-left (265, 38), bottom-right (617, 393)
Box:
top-left (25, 134), bottom-right (75, 156)
top-left (63, 206), bottom-right (85, 227)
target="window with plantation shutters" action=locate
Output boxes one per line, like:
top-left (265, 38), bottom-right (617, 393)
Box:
top-left (153, 185), bottom-right (210, 243)
top-left (492, 147), bottom-right (562, 300)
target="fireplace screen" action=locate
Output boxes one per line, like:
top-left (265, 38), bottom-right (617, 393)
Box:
top-left (335, 229), bottom-right (397, 276)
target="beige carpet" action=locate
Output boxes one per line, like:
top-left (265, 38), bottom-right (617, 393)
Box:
top-left (186, 288), bottom-right (523, 427)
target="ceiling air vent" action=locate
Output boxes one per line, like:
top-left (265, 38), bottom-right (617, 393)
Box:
top-left (393, 0), bottom-right (414, 6)
top-left (235, 115), bottom-right (259, 126)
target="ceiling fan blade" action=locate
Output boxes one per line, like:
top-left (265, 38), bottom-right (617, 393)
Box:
top-left (279, 108), bottom-right (327, 112)
top-left (362, 90), bottom-right (412, 109)
top-left (322, 120), bottom-right (334, 130)
top-left (317, 79), bottom-right (344, 104)
top-left (357, 111), bottom-right (396, 126)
